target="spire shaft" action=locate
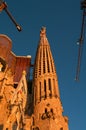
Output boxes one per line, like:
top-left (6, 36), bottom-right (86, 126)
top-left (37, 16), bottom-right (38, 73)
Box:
top-left (33, 27), bottom-right (60, 105)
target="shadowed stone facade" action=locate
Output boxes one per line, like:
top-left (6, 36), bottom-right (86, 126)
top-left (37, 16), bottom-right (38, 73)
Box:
top-left (0, 28), bottom-right (69, 130)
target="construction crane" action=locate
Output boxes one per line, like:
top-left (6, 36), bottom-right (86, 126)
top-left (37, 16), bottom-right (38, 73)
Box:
top-left (0, 0), bottom-right (22, 31)
top-left (75, 0), bottom-right (86, 81)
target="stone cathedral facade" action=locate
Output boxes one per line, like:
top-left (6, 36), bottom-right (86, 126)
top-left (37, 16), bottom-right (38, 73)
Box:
top-left (0, 27), bottom-right (69, 130)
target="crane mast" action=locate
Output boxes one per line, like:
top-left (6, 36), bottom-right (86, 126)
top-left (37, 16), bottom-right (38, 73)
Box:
top-left (75, 0), bottom-right (86, 81)
top-left (0, 0), bottom-right (22, 31)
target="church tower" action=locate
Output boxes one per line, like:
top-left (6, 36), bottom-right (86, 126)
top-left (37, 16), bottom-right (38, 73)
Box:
top-left (0, 27), bottom-right (69, 130)
top-left (32, 27), bottom-right (69, 130)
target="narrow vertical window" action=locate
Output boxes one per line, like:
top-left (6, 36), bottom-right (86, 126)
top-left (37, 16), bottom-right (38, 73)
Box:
top-left (46, 47), bottom-right (50, 72)
top-left (48, 50), bottom-right (54, 72)
top-left (39, 49), bottom-right (41, 75)
top-left (43, 47), bottom-right (45, 73)
top-left (51, 108), bottom-right (53, 113)
top-left (45, 108), bottom-right (47, 113)
top-left (39, 82), bottom-right (41, 101)
top-left (48, 78), bottom-right (52, 97)
top-left (32, 117), bottom-right (35, 126)
top-left (44, 80), bottom-right (46, 98)
top-left (35, 86), bottom-right (36, 105)
top-left (53, 78), bottom-right (55, 97)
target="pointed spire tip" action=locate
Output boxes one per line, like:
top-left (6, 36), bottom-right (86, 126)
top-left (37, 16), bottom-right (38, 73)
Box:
top-left (40, 27), bottom-right (46, 37)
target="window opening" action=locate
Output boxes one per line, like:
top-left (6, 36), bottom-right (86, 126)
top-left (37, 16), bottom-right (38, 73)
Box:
top-left (39, 82), bottom-right (41, 101)
top-left (48, 78), bottom-right (52, 97)
top-left (39, 49), bottom-right (41, 75)
top-left (14, 83), bottom-right (18, 88)
top-left (32, 117), bottom-right (35, 126)
top-left (44, 80), bottom-right (46, 98)
top-left (43, 47), bottom-right (45, 73)
top-left (46, 47), bottom-right (50, 72)
top-left (45, 108), bottom-right (47, 113)
top-left (49, 51), bottom-right (54, 72)
top-left (51, 108), bottom-right (53, 113)
top-left (53, 79), bottom-right (55, 97)
top-left (28, 80), bottom-right (32, 94)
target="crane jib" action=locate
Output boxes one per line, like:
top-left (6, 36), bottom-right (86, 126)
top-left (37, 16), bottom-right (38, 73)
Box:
top-left (0, 1), bottom-right (22, 31)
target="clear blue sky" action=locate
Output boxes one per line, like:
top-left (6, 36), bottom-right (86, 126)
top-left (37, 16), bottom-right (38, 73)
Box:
top-left (0, 0), bottom-right (86, 130)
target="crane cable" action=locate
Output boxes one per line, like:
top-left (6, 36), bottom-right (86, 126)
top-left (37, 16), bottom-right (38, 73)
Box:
top-left (75, 8), bottom-right (86, 81)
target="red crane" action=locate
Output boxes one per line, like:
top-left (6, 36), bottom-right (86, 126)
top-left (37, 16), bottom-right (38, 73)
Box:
top-left (0, 0), bottom-right (22, 31)
top-left (75, 0), bottom-right (86, 81)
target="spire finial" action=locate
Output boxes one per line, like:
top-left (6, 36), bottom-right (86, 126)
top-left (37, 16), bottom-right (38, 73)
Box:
top-left (40, 27), bottom-right (46, 37)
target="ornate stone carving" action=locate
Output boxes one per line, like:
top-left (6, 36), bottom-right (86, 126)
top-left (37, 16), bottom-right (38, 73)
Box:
top-left (41, 110), bottom-right (56, 120)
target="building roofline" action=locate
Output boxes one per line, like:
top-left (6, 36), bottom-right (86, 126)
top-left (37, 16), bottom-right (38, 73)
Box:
top-left (11, 51), bottom-right (31, 59)
top-left (0, 34), bottom-right (12, 43)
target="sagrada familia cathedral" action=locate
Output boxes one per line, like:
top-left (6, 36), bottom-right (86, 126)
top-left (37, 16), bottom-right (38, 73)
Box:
top-left (0, 27), bottom-right (69, 130)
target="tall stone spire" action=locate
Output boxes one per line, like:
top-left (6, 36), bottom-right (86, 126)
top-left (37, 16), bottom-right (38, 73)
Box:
top-left (32, 27), bottom-right (69, 130)
top-left (33, 27), bottom-right (60, 105)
